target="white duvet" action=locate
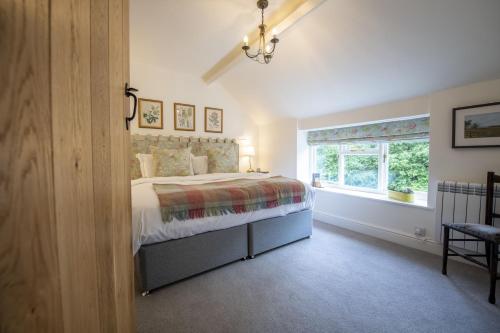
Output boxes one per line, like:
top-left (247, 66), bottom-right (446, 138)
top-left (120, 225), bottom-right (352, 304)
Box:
top-left (131, 173), bottom-right (315, 254)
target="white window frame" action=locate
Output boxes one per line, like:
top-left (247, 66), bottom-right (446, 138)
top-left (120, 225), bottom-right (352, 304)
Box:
top-left (312, 140), bottom-right (430, 195)
top-left (311, 142), bottom-right (388, 194)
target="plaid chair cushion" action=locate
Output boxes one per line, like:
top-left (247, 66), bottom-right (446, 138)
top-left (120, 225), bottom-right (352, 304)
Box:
top-left (445, 223), bottom-right (500, 242)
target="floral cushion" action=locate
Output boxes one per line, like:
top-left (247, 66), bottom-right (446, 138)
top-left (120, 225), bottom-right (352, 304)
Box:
top-left (207, 147), bottom-right (239, 173)
top-left (152, 147), bottom-right (193, 177)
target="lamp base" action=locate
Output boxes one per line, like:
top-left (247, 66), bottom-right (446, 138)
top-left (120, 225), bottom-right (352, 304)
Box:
top-left (246, 168), bottom-right (255, 173)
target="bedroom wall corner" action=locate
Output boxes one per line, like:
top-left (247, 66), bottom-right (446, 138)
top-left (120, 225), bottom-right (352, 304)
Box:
top-left (258, 118), bottom-right (299, 178)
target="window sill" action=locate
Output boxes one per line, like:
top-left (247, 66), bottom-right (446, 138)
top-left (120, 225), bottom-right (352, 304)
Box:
top-left (314, 186), bottom-right (433, 210)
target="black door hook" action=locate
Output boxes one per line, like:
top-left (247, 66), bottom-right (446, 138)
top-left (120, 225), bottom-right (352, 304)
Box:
top-left (125, 83), bottom-right (139, 130)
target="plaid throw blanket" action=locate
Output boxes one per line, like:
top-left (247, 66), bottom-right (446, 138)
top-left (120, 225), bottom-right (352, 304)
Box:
top-left (153, 176), bottom-right (306, 222)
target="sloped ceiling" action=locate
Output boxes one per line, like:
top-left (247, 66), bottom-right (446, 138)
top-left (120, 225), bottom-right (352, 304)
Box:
top-left (130, 0), bottom-right (286, 75)
top-left (131, 0), bottom-right (500, 125)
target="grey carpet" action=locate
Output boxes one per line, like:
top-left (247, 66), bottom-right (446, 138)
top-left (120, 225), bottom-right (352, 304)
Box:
top-left (136, 221), bottom-right (500, 333)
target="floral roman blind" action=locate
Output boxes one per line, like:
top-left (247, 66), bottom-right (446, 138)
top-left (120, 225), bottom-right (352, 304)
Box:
top-left (307, 117), bottom-right (430, 145)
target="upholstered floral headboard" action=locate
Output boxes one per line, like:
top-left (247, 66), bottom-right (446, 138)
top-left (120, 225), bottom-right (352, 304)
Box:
top-left (130, 134), bottom-right (239, 179)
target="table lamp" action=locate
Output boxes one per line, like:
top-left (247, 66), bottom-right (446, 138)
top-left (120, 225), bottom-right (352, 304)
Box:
top-left (241, 146), bottom-right (255, 173)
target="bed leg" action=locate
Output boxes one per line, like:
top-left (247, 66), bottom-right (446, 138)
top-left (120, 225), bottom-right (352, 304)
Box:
top-left (141, 290), bottom-right (150, 297)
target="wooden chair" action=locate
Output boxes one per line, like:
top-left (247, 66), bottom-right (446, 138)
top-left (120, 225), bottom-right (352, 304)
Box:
top-left (442, 172), bottom-right (500, 304)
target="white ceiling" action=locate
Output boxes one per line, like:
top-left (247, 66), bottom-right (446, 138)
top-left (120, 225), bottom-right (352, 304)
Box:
top-left (130, 0), bottom-right (286, 75)
top-left (131, 0), bottom-right (500, 124)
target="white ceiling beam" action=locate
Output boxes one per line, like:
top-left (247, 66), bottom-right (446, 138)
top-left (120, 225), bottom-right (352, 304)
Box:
top-left (202, 0), bottom-right (326, 84)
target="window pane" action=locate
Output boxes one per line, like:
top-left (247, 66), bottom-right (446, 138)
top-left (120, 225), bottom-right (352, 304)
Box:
top-left (315, 145), bottom-right (339, 182)
top-left (344, 155), bottom-right (379, 189)
top-left (388, 141), bottom-right (429, 192)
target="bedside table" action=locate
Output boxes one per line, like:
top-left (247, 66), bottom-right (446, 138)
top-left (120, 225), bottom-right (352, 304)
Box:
top-left (247, 170), bottom-right (269, 174)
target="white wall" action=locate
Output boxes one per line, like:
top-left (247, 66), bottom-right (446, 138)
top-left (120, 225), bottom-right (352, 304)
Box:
top-left (313, 193), bottom-right (436, 253)
top-left (130, 62), bottom-right (259, 172)
top-left (260, 78), bottom-right (500, 252)
top-left (299, 96), bottom-right (430, 130)
top-left (258, 118), bottom-right (298, 178)
top-left (427, 80), bottom-right (500, 203)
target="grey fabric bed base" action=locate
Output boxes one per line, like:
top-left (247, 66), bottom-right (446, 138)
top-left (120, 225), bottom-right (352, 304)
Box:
top-left (248, 209), bottom-right (312, 257)
top-left (138, 224), bottom-right (247, 292)
top-left (138, 209), bottom-right (312, 293)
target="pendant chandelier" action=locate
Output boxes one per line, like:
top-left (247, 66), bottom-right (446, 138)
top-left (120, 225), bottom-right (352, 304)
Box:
top-left (242, 0), bottom-right (279, 64)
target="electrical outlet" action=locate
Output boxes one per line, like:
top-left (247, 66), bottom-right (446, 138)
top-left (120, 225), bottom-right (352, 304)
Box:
top-left (414, 227), bottom-right (426, 237)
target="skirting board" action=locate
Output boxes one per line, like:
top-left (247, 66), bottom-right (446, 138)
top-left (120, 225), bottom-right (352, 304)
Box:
top-left (314, 210), bottom-right (474, 266)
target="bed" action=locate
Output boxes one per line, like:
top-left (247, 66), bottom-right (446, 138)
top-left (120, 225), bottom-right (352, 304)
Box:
top-left (131, 135), bottom-right (315, 294)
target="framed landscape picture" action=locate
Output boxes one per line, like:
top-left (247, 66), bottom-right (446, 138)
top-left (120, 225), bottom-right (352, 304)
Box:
top-left (452, 102), bottom-right (500, 148)
top-left (204, 107), bottom-right (223, 133)
top-left (138, 98), bottom-right (163, 129)
top-left (174, 103), bottom-right (195, 131)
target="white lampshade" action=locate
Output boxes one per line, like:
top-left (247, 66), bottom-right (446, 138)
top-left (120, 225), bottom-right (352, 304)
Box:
top-left (241, 146), bottom-right (255, 156)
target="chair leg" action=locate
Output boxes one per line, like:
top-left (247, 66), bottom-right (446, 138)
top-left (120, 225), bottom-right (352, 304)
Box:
top-left (488, 242), bottom-right (498, 304)
top-left (485, 241), bottom-right (491, 269)
top-left (442, 226), bottom-right (450, 275)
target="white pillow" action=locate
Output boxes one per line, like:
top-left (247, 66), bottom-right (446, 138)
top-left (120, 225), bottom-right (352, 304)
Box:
top-left (136, 153), bottom-right (154, 178)
top-left (191, 154), bottom-right (208, 175)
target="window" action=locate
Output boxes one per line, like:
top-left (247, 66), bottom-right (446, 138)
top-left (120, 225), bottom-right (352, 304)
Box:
top-left (314, 145), bottom-right (339, 183)
top-left (387, 140), bottom-right (429, 192)
top-left (312, 140), bottom-right (429, 194)
top-left (342, 143), bottom-right (384, 190)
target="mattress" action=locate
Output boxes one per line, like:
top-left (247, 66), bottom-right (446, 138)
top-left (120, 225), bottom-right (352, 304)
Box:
top-left (131, 173), bottom-right (315, 254)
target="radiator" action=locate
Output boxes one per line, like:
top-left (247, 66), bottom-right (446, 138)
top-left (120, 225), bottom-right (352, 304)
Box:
top-left (436, 181), bottom-right (500, 252)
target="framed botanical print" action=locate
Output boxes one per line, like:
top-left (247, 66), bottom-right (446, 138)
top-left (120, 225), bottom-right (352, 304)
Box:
top-left (138, 98), bottom-right (163, 129)
top-left (204, 107), bottom-right (223, 133)
top-left (452, 102), bottom-right (500, 148)
top-left (174, 103), bottom-right (195, 131)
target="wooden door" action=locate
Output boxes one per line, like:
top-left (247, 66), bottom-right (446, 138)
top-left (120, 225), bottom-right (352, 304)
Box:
top-left (1, 1), bottom-right (135, 332)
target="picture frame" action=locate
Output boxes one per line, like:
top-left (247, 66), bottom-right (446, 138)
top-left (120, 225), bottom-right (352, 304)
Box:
top-left (204, 107), bottom-right (223, 133)
top-left (174, 103), bottom-right (196, 131)
top-left (452, 102), bottom-right (500, 148)
top-left (138, 98), bottom-right (163, 129)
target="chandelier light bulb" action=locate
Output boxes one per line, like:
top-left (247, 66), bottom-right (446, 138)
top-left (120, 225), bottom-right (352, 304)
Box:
top-left (241, 0), bottom-right (279, 64)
